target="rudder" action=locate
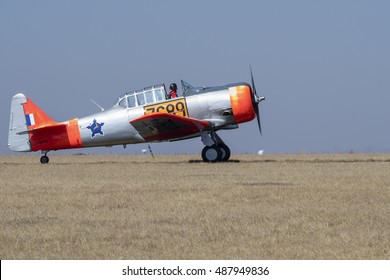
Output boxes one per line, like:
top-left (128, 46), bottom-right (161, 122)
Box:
top-left (8, 93), bottom-right (57, 152)
top-left (8, 93), bottom-right (31, 152)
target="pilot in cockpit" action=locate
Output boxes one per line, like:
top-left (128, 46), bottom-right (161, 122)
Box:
top-left (168, 83), bottom-right (178, 99)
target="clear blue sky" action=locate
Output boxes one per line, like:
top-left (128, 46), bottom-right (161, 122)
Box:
top-left (1, 0), bottom-right (389, 155)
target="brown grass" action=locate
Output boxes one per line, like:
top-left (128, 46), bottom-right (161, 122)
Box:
top-left (0, 154), bottom-right (390, 259)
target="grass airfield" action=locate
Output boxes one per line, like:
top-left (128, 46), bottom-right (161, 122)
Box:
top-left (0, 153), bottom-right (389, 259)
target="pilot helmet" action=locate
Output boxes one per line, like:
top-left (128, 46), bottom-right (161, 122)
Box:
top-left (170, 83), bottom-right (177, 91)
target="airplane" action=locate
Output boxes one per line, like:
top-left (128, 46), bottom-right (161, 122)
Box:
top-left (8, 70), bottom-right (265, 163)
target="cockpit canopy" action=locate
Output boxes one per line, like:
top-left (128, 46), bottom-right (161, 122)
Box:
top-left (115, 81), bottom-right (215, 109)
top-left (181, 80), bottom-right (213, 96)
top-left (116, 84), bottom-right (167, 108)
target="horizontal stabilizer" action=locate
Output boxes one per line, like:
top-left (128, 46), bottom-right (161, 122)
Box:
top-left (17, 123), bottom-right (67, 135)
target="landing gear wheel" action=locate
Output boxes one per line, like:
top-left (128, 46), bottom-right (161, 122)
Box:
top-left (202, 145), bottom-right (222, 162)
top-left (218, 143), bottom-right (231, 161)
top-left (40, 155), bottom-right (49, 164)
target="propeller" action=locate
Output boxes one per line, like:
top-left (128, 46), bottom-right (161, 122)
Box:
top-left (250, 66), bottom-right (265, 136)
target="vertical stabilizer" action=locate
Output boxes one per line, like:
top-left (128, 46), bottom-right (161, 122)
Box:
top-left (8, 93), bottom-right (31, 152)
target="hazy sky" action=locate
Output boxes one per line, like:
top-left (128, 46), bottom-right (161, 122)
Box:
top-left (1, 0), bottom-right (389, 156)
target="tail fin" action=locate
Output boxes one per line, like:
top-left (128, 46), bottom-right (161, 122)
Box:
top-left (8, 93), bottom-right (57, 152)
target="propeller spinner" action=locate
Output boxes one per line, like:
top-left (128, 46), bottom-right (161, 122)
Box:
top-left (250, 66), bottom-right (265, 136)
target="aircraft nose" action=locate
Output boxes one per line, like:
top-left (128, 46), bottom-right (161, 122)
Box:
top-left (229, 85), bottom-right (256, 124)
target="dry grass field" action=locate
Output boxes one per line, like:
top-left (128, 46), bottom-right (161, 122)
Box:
top-left (0, 153), bottom-right (390, 260)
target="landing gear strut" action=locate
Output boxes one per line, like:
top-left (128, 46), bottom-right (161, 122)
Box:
top-left (40, 151), bottom-right (50, 164)
top-left (200, 131), bottom-right (231, 162)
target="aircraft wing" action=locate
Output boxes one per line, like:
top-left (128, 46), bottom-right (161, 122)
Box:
top-left (130, 113), bottom-right (210, 141)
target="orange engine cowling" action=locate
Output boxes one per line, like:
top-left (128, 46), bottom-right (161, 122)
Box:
top-left (229, 85), bottom-right (255, 124)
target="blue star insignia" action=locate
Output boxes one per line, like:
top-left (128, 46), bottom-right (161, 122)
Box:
top-left (87, 119), bottom-right (104, 138)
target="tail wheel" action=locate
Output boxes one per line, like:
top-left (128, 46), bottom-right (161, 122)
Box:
top-left (218, 144), bottom-right (231, 161)
top-left (202, 145), bottom-right (222, 162)
top-left (40, 156), bottom-right (49, 164)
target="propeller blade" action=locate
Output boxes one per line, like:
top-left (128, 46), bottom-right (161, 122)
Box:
top-left (249, 66), bottom-right (263, 136)
top-left (254, 103), bottom-right (262, 136)
top-left (250, 65), bottom-right (259, 98)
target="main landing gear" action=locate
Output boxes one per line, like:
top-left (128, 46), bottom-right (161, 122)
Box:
top-left (40, 151), bottom-right (50, 164)
top-left (200, 131), bottom-right (231, 162)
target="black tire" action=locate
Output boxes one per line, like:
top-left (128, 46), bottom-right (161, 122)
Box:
top-left (40, 156), bottom-right (49, 164)
top-left (218, 143), bottom-right (231, 161)
top-left (201, 145), bottom-right (222, 162)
